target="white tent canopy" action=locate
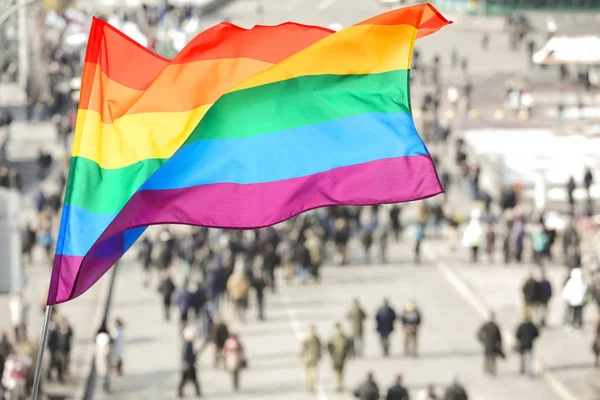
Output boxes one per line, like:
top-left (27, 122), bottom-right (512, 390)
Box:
top-left (533, 36), bottom-right (600, 65)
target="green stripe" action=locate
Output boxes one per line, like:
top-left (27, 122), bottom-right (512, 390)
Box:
top-left (64, 156), bottom-right (167, 213)
top-left (184, 69), bottom-right (410, 145)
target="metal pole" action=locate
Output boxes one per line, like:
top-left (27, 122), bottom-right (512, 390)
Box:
top-left (31, 305), bottom-right (53, 400)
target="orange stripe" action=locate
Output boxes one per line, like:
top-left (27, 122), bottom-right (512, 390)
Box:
top-left (79, 58), bottom-right (273, 123)
top-left (358, 3), bottom-right (451, 38)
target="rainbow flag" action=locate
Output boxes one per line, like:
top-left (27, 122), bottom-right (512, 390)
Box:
top-left (49, 3), bottom-right (450, 304)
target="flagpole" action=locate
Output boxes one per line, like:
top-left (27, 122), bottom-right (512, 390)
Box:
top-left (31, 304), bottom-right (53, 400)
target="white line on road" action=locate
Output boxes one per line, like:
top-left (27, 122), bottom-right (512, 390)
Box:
top-left (281, 288), bottom-right (329, 400)
top-left (423, 245), bottom-right (581, 400)
top-left (317, 0), bottom-right (337, 10)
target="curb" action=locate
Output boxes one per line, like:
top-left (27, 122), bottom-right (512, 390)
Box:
top-left (422, 244), bottom-right (580, 400)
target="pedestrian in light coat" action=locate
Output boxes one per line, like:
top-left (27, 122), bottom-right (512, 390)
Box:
top-left (300, 324), bottom-right (322, 392)
top-left (346, 299), bottom-right (367, 357)
top-left (562, 268), bottom-right (588, 329)
top-left (95, 325), bottom-right (112, 393)
top-left (328, 323), bottom-right (352, 392)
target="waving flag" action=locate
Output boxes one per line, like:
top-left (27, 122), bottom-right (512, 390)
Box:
top-left (49, 3), bottom-right (450, 304)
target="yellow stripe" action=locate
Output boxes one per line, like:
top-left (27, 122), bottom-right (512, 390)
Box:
top-left (234, 24), bottom-right (417, 92)
top-left (72, 106), bottom-right (211, 169)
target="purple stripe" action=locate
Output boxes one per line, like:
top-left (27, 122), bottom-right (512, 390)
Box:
top-left (48, 254), bottom-right (83, 305)
top-left (50, 155), bottom-right (442, 304)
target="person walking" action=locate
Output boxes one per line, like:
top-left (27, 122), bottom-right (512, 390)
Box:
top-left (462, 209), bottom-right (483, 263)
top-left (0, 332), bottom-right (14, 380)
top-left (112, 318), bottom-right (125, 376)
top-left (178, 326), bottom-right (201, 398)
top-left (346, 299), bottom-right (367, 357)
top-left (566, 176), bottom-right (576, 213)
top-left (227, 259), bottom-right (251, 322)
top-left (223, 333), bottom-right (246, 391)
top-left (385, 374), bottom-right (410, 400)
top-left (477, 312), bottom-right (504, 376)
top-left (251, 269), bottom-right (267, 321)
top-left (57, 318), bottom-right (73, 377)
top-left (95, 324), bottom-right (112, 394)
top-left (300, 324), bottom-right (322, 392)
top-left (538, 272), bottom-right (553, 327)
top-left (353, 371), bottom-right (380, 400)
top-left (293, 240), bottom-right (311, 284)
top-left (390, 205), bottom-right (402, 241)
top-left (515, 314), bottom-right (539, 376)
top-left (46, 321), bottom-right (64, 383)
top-left (138, 236), bottom-right (154, 287)
top-left (562, 268), bottom-right (588, 329)
top-left (9, 293), bottom-right (29, 343)
top-left (443, 375), bottom-right (468, 400)
top-left (327, 323), bottom-right (352, 392)
top-left (401, 300), bottom-right (422, 357)
top-left (376, 299), bottom-right (397, 357)
top-left (593, 320), bottom-right (600, 367)
top-left (210, 316), bottom-right (229, 368)
top-left (158, 272), bottom-right (177, 321)
top-left (522, 273), bottom-right (540, 321)
top-left (305, 229), bottom-right (324, 282)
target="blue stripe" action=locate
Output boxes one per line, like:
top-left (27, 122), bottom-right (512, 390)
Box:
top-left (141, 112), bottom-right (425, 191)
top-left (56, 205), bottom-right (146, 257)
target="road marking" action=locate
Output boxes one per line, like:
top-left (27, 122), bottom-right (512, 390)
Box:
top-left (317, 0), bottom-right (337, 10)
top-left (423, 245), bottom-right (581, 400)
top-left (281, 288), bottom-right (329, 400)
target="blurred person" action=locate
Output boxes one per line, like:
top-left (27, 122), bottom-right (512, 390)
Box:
top-left (390, 204), bottom-right (402, 241)
top-left (522, 272), bottom-right (540, 321)
top-left (293, 240), bottom-right (311, 284)
top-left (377, 223), bottom-right (390, 263)
top-left (515, 314), bottom-right (539, 376)
top-left (443, 375), bottom-right (468, 400)
top-left (178, 326), bottom-right (201, 398)
top-left (95, 324), bottom-right (112, 394)
top-left (353, 371), bottom-right (380, 400)
top-left (300, 324), bottom-right (322, 392)
top-left (430, 202), bottom-right (444, 238)
top-left (21, 224), bottom-right (37, 266)
top-left (462, 209), bottom-right (483, 263)
top-left (346, 299), bottom-right (367, 357)
top-left (223, 333), bottom-right (246, 391)
top-left (419, 385), bottom-right (438, 400)
top-left (261, 242), bottom-right (280, 292)
top-left (46, 321), bottom-right (63, 382)
top-left (386, 374), bottom-right (410, 400)
top-left (562, 218), bottom-right (580, 264)
top-left (327, 323), bottom-right (351, 392)
top-left (566, 176), bottom-right (576, 213)
top-left (176, 281), bottom-right (194, 329)
top-left (251, 269), bottom-right (267, 321)
top-left (538, 271), bottom-right (553, 327)
top-left (333, 218), bottom-right (350, 265)
top-left (189, 281), bottom-right (207, 320)
top-left (138, 236), bottom-right (154, 287)
top-left (0, 332), bottom-right (13, 379)
top-left (57, 318), bottom-right (73, 377)
top-left (484, 223), bottom-right (496, 263)
top-left (360, 226), bottom-right (375, 264)
top-left (305, 229), bottom-right (324, 282)
top-left (158, 271), bottom-right (177, 321)
top-left (481, 33), bottom-right (489, 50)
top-left (445, 207), bottom-right (460, 252)
top-left (562, 268), bottom-right (587, 329)
top-left (477, 312), bottom-right (504, 376)
top-left (227, 259), bottom-right (250, 322)
top-left (510, 216), bottom-right (525, 263)
top-left (583, 167), bottom-right (593, 205)
top-left (9, 293), bottom-right (29, 343)
top-left (593, 321), bottom-right (600, 367)
top-left (413, 223), bottom-right (425, 264)
top-left (210, 316), bottom-right (229, 369)
top-left (112, 319), bottom-right (125, 376)
top-left (530, 220), bottom-right (550, 266)
top-left (401, 300), bottom-right (422, 357)
top-left (376, 298), bottom-right (397, 357)
top-left (451, 48), bottom-right (458, 68)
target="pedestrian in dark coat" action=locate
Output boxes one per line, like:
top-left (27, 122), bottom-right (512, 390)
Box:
top-left (138, 237), bottom-right (153, 287)
top-left (0, 332), bottom-right (14, 379)
top-left (252, 269), bottom-right (267, 321)
top-left (178, 328), bottom-right (201, 397)
top-left (443, 377), bottom-right (468, 400)
top-left (158, 272), bottom-right (176, 321)
top-left (566, 176), bottom-right (576, 213)
top-left (477, 312), bottom-right (504, 375)
top-left (46, 321), bottom-right (64, 382)
top-left (57, 318), bottom-right (73, 376)
top-left (376, 298), bottom-right (397, 357)
top-left (522, 273), bottom-right (540, 320)
top-left (211, 316), bottom-right (229, 368)
top-left (293, 241), bottom-right (311, 284)
top-left (385, 375), bottom-right (410, 400)
top-left (390, 205), bottom-right (402, 241)
top-left (515, 314), bottom-right (539, 376)
top-left (353, 372), bottom-right (380, 400)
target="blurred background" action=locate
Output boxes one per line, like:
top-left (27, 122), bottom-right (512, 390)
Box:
top-left (0, 1), bottom-right (599, 400)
